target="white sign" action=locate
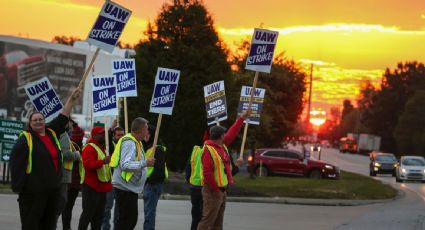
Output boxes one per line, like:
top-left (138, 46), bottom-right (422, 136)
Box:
top-left (24, 77), bottom-right (63, 122)
top-left (92, 75), bottom-right (118, 117)
top-left (203, 81), bottom-right (227, 125)
top-left (237, 86), bottom-right (266, 125)
top-left (245, 28), bottom-right (279, 73)
top-left (112, 59), bottom-right (137, 97)
top-left (87, 1), bottom-right (132, 53)
top-left (149, 67), bottom-right (180, 115)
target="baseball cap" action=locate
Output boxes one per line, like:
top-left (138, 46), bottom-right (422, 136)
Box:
top-left (91, 126), bottom-right (105, 136)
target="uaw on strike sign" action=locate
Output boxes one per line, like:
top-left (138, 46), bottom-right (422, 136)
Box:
top-left (24, 77), bottom-right (63, 122)
top-left (237, 86), bottom-right (266, 125)
top-left (245, 28), bottom-right (279, 73)
top-left (87, 1), bottom-right (132, 53)
top-left (92, 75), bottom-right (118, 117)
top-left (150, 68), bottom-right (180, 115)
top-left (112, 59), bottom-right (137, 97)
top-left (204, 81), bottom-right (227, 125)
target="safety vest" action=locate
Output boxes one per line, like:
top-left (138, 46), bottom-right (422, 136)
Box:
top-left (20, 128), bottom-right (61, 174)
top-left (204, 144), bottom-right (228, 187)
top-left (189, 145), bottom-right (204, 186)
top-left (144, 145), bottom-right (168, 179)
top-left (63, 141), bottom-right (85, 184)
top-left (109, 133), bottom-right (144, 182)
top-left (83, 143), bottom-right (111, 183)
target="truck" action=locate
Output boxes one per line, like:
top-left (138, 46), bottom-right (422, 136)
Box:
top-left (339, 137), bottom-right (357, 153)
top-left (357, 134), bottom-right (381, 154)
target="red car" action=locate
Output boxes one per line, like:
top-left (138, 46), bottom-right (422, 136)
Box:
top-left (247, 148), bottom-right (340, 179)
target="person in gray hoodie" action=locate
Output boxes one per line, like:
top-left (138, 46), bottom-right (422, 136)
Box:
top-left (110, 117), bottom-right (154, 230)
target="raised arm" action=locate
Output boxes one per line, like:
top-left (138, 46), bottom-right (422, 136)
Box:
top-left (61, 88), bottom-right (81, 117)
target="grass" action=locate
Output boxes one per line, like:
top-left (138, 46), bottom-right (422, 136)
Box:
top-left (233, 171), bottom-right (397, 200)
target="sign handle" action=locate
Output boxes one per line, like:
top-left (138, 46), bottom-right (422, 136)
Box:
top-left (124, 97), bottom-right (129, 133)
top-left (238, 71), bottom-right (259, 161)
top-left (150, 113), bottom-right (163, 159)
top-left (78, 47), bottom-right (100, 90)
top-left (215, 117), bottom-right (220, 126)
top-left (104, 117), bottom-right (110, 156)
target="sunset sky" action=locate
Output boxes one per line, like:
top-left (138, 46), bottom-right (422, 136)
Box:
top-left (2, 0), bottom-right (425, 114)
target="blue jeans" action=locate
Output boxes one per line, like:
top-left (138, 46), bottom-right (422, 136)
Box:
top-left (143, 183), bottom-right (163, 230)
top-left (101, 188), bottom-right (119, 230)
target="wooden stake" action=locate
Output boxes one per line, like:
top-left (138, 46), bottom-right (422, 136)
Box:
top-left (150, 113), bottom-right (163, 159)
top-left (78, 48), bottom-right (100, 90)
top-left (238, 71), bottom-right (259, 160)
top-left (104, 117), bottom-right (110, 156)
top-left (124, 97), bottom-right (129, 133)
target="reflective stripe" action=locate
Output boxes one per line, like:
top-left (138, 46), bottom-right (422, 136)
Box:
top-left (20, 129), bottom-right (61, 174)
top-left (205, 145), bottom-right (228, 187)
top-left (109, 133), bottom-right (144, 182)
top-left (83, 143), bottom-right (111, 182)
top-left (189, 145), bottom-right (204, 186)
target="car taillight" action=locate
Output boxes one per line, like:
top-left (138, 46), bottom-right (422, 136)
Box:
top-left (248, 156), bottom-right (253, 162)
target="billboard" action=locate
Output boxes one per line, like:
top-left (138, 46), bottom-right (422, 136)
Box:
top-left (0, 41), bottom-right (86, 121)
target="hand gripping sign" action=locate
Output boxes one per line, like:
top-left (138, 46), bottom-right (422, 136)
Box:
top-left (112, 59), bottom-right (137, 97)
top-left (24, 77), bottom-right (63, 122)
top-left (237, 86), bottom-right (266, 125)
top-left (204, 80), bottom-right (227, 125)
top-left (149, 68), bottom-right (180, 115)
top-left (245, 28), bottom-right (279, 74)
top-left (92, 75), bottom-right (118, 117)
top-left (87, 1), bottom-right (132, 53)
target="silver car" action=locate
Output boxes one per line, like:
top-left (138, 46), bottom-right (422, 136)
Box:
top-left (396, 156), bottom-right (425, 183)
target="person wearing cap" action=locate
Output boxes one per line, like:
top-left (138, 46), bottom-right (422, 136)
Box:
top-left (10, 88), bottom-right (81, 230)
top-left (196, 110), bottom-right (251, 230)
top-left (78, 126), bottom-right (112, 230)
top-left (109, 117), bottom-right (155, 230)
top-left (142, 125), bottom-right (168, 230)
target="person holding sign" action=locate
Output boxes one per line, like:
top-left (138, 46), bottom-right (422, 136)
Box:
top-left (78, 126), bottom-right (112, 230)
top-left (196, 109), bottom-right (251, 230)
top-left (109, 117), bottom-right (155, 230)
top-left (10, 88), bottom-right (81, 230)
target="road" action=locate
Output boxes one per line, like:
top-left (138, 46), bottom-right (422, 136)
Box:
top-left (1, 146), bottom-right (425, 229)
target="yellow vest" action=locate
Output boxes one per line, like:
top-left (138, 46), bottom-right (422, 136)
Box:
top-left (63, 141), bottom-right (85, 183)
top-left (83, 143), bottom-right (111, 183)
top-left (109, 133), bottom-right (144, 182)
top-left (204, 144), bottom-right (228, 187)
top-left (189, 145), bottom-right (204, 186)
top-left (20, 128), bottom-right (61, 174)
top-left (144, 146), bottom-right (168, 179)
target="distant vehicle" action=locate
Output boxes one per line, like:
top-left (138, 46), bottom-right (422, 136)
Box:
top-left (320, 140), bottom-right (331, 148)
top-left (247, 148), bottom-right (340, 179)
top-left (358, 134), bottom-right (381, 155)
top-left (339, 137), bottom-right (357, 153)
top-left (395, 156), bottom-right (425, 183)
top-left (369, 152), bottom-right (397, 177)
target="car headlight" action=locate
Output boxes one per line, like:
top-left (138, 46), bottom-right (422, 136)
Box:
top-left (423, 169), bottom-right (425, 174)
top-left (401, 168), bottom-right (407, 173)
top-left (374, 162), bottom-right (381, 167)
top-left (325, 165), bottom-right (333, 169)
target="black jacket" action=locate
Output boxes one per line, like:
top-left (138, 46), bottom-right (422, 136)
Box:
top-left (10, 114), bottom-right (69, 193)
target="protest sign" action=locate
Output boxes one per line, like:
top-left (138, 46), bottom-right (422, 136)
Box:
top-left (24, 77), bottom-right (63, 121)
top-left (87, 1), bottom-right (132, 53)
top-left (112, 59), bottom-right (137, 97)
top-left (204, 80), bottom-right (227, 125)
top-left (237, 86), bottom-right (266, 125)
top-left (149, 68), bottom-right (180, 115)
top-left (92, 75), bottom-right (118, 117)
top-left (245, 28), bottom-right (279, 73)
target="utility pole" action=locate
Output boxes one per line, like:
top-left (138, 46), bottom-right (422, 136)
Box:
top-left (306, 64), bottom-right (313, 124)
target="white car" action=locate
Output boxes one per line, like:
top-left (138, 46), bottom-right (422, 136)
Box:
top-left (396, 156), bottom-right (425, 183)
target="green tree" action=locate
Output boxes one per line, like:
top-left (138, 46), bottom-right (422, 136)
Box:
top-left (394, 91), bottom-right (425, 156)
top-left (129, 0), bottom-right (233, 170)
top-left (362, 61), bottom-right (425, 152)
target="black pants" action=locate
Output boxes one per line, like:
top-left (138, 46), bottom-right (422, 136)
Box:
top-left (190, 187), bottom-right (203, 230)
top-left (61, 188), bottom-right (80, 230)
top-left (18, 188), bottom-right (61, 230)
top-left (115, 188), bottom-right (139, 230)
top-left (78, 185), bottom-right (106, 230)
